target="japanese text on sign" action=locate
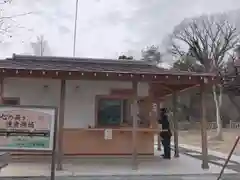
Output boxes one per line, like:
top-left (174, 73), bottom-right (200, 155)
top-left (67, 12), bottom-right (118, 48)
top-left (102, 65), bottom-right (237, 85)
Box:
top-left (0, 113), bottom-right (35, 129)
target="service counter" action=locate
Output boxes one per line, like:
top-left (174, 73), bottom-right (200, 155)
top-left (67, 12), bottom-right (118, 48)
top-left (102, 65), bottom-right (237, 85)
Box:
top-left (62, 128), bottom-right (160, 155)
top-left (11, 127), bottom-right (162, 156)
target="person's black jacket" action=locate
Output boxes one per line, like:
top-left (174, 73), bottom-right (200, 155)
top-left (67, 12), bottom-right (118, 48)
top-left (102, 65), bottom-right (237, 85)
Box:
top-left (159, 114), bottom-right (172, 139)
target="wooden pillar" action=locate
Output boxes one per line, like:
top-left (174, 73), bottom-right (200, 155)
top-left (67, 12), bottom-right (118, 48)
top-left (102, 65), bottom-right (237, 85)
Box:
top-left (148, 85), bottom-right (159, 151)
top-left (200, 83), bottom-right (209, 169)
top-left (56, 79), bottom-right (66, 171)
top-left (131, 81), bottom-right (138, 170)
top-left (172, 91), bottom-right (179, 157)
top-left (148, 86), bottom-right (158, 129)
top-left (157, 101), bottom-right (163, 151)
top-left (0, 78), bottom-right (4, 104)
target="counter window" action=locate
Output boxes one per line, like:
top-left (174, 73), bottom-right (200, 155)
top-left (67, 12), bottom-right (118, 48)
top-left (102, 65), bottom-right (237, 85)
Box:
top-left (97, 98), bottom-right (128, 126)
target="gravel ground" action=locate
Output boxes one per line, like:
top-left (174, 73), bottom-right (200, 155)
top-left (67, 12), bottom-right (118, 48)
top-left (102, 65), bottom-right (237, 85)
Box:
top-left (178, 129), bottom-right (240, 155)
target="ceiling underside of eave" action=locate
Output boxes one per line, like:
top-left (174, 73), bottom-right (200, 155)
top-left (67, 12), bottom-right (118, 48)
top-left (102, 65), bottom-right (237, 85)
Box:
top-left (152, 84), bottom-right (198, 97)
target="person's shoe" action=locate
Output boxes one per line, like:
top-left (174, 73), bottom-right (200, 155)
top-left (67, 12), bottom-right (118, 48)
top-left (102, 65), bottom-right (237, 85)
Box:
top-left (161, 154), bottom-right (165, 157)
top-left (163, 156), bottom-right (171, 159)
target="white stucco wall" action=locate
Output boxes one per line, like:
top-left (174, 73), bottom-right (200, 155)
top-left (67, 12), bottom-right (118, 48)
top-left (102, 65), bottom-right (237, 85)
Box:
top-left (2, 78), bottom-right (149, 128)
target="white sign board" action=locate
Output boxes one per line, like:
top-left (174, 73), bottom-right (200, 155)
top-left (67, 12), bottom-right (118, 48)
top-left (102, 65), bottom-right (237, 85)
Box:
top-left (0, 106), bottom-right (56, 151)
top-left (152, 103), bottom-right (157, 112)
top-left (104, 129), bottom-right (112, 140)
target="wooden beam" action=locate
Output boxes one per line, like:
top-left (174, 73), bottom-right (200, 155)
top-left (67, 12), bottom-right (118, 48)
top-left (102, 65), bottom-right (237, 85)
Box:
top-left (200, 83), bottom-right (209, 169)
top-left (172, 91), bottom-right (179, 157)
top-left (131, 81), bottom-right (138, 170)
top-left (0, 69), bottom-right (218, 85)
top-left (56, 79), bottom-right (66, 171)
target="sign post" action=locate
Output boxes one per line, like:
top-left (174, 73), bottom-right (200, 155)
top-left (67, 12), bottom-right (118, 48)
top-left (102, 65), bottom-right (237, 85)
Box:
top-left (0, 105), bottom-right (58, 180)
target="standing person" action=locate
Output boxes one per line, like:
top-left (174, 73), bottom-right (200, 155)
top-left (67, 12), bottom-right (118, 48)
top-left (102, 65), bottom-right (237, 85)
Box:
top-left (158, 108), bottom-right (172, 159)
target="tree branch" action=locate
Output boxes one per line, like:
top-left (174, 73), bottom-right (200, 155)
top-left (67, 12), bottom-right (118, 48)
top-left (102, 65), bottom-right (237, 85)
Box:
top-left (0, 12), bottom-right (33, 20)
top-left (170, 14), bottom-right (239, 75)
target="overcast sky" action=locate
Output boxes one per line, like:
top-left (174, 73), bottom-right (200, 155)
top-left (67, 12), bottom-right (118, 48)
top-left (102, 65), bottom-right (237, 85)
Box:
top-left (0, 0), bottom-right (240, 60)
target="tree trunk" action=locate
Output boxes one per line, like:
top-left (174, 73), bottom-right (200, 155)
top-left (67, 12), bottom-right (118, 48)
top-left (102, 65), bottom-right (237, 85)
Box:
top-left (228, 94), bottom-right (240, 121)
top-left (212, 85), bottom-right (223, 141)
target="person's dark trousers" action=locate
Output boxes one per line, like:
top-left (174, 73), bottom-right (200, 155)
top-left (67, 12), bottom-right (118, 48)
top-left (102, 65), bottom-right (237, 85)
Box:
top-left (162, 137), bottom-right (171, 159)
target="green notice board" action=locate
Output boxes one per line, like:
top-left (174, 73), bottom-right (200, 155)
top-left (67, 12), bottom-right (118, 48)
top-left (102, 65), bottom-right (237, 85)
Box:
top-left (0, 105), bottom-right (56, 151)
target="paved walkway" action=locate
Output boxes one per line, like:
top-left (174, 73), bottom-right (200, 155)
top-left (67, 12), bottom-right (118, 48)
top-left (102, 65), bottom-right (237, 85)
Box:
top-left (1, 153), bottom-right (235, 177)
top-left (0, 174), bottom-right (240, 180)
top-left (0, 143), bottom-right (238, 179)
top-left (0, 146), bottom-right (237, 177)
top-left (174, 143), bottom-right (240, 173)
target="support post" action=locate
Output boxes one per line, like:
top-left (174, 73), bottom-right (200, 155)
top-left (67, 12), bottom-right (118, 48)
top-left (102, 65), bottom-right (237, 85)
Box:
top-left (172, 91), bottom-right (179, 157)
top-left (200, 83), bottom-right (209, 169)
top-left (157, 101), bottom-right (164, 151)
top-left (157, 133), bottom-right (161, 151)
top-left (148, 85), bottom-right (159, 151)
top-left (56, 80), bottom-right (66, 171)
top-left (0, 78), bottom-right (4, 104)
top-left (148, 85), bottom-right (158, 129)
top-left (131, 81), bottom-right (138, 170)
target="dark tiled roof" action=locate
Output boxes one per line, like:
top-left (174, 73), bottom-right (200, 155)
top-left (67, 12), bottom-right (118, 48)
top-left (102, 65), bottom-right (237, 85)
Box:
top-left (0, 54), bottom-right (215, 76)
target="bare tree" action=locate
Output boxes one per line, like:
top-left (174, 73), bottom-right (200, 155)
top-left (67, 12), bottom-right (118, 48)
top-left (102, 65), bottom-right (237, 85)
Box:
top-left (31, 35), bottom-right (51, 56)
top-left (0, 0), bottom-right (12, 6)
top-left (173, 48), bottom-right (204, 72)
top-left (0, 0), bottom-right (14, 40)
top-left (0, 0), bottom-right (33, 42)
top-left (170, 14), bottom-right (239, 140)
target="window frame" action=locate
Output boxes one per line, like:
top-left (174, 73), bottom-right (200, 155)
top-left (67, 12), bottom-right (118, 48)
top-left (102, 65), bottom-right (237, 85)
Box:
top-left (95, 95), bottom-right (129, 127)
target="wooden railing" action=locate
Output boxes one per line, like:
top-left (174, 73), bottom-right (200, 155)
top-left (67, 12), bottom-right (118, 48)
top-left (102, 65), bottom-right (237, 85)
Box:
top-left (178, 121), bottom-right (217, 130)
top-left (178, 120), bottom-right (240, 130)
top-left (229, 120), bottom-right (240, 129)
